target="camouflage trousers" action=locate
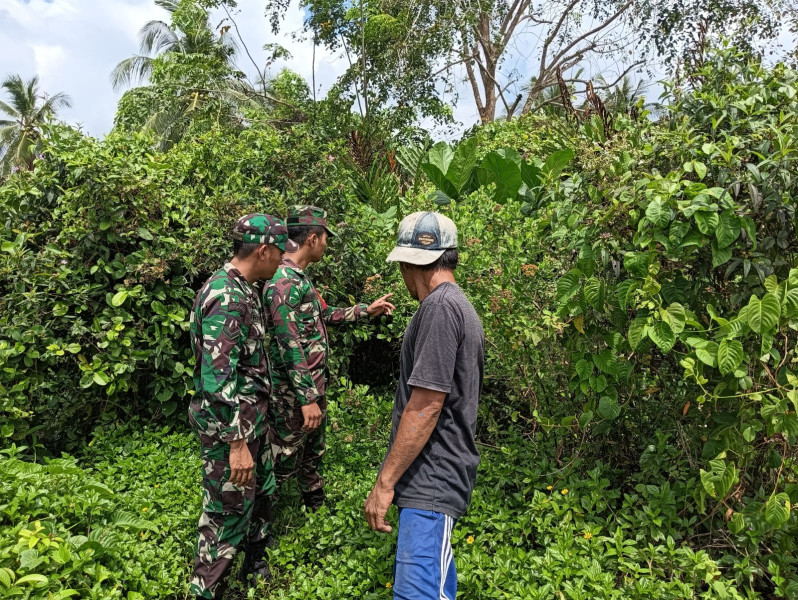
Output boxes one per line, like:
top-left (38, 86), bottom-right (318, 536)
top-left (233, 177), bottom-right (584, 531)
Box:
top-left (269, 390), bottom-right (327, 493)
top-left (189, 436), bottom-right (276, 599)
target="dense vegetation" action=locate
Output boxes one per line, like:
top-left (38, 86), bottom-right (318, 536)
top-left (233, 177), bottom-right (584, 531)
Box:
top-left (1, 0), bottom-right (798, 597)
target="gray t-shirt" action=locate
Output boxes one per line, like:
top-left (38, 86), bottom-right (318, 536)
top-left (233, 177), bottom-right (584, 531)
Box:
top-left (387, 281), bottom-right (485, 518)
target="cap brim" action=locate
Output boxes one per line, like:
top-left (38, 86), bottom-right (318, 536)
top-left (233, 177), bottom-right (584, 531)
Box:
top-left (324, 226), bottom-right (336, 238)
top-left (284, 239), bottom-right (299, 252)
top-left (386, 246), bottom-right (445, 265)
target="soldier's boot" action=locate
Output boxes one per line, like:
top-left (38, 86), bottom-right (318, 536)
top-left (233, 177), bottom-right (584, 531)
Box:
top-left (302, 488), bottom-right (325, 512)
top-left (241, 533), bottom-right (275, 584)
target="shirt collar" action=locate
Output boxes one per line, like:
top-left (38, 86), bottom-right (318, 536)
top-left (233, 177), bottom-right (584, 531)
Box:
top-left (223, 261), bottom-right (252, 288)
top-left (281, 256), bottom-right (305, 276)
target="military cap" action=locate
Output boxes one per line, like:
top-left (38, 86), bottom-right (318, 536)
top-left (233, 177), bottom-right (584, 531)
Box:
top-left (286, 205), bottom-right (336, 237)
top-left (233, 213), bottom-right (299, 252)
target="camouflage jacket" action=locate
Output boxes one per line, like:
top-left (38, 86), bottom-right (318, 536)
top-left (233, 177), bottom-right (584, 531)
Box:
top-left (189, 262), bottom-right (271, 444)
top-left (263, 257), bottom-right (368, 406)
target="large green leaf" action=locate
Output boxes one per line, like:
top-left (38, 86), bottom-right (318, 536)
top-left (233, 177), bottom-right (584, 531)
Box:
top-left (712, 244), bottom-right (733, 268)
top-left (747, 293), bottom-right (781, 333)
top-left (427, 141), bottom-right (453, 175)
top-left (446, 137), bottom-right (478, 195)
top-left (420, 162), bottom-right (458, 200)
top-left (623, 252), bottom-right (651, 277)
top-left (765, 493), bottom-right (791, 527)
top-left (700, 459), bottom-right (737, 498)
top-left (718, 339), bottom-right (744, 375)
top-left (648, 321), bottom-right (676, 352)
top-left (556, 268), bottom-right (582, 304)
top-left (476, 151), bottom-right (522, 204)
top-left (617, 280), bottom-right (635, 310)
top-left (541, 148), bottom-right (574, 178)
top-left (575, 359), bottom-right (592, 380)
top-left (520, 161), bottom-right (542, 189)
top-left (577, 244), bottom-right (595, 276)
top-left (598, 396), bottom-right (621, 420)
top-left (783, 288), bottom-right (798, 318)
top-left (628, 318), bottom-right (648, 350)
top-left (592, 349), bottom-right (618, 376)
top-left (694, 211), bottom-right (719, 235)
top-left (645, 198), bottom-right (671, 228)
top-left (715, 211), bottom-right (741, 249)
top-left (663, 303), bottom-right (686, 334)
top-left (696, 341), bottom-right (719, 367)
top-left (584, 277), bottom-right (604, 310)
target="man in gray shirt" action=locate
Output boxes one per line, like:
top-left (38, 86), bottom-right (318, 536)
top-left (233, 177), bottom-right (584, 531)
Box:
top-left (364, 211), bottom-right (485, 599)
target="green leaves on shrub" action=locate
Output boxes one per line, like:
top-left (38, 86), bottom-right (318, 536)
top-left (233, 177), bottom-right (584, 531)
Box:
top-left (417, 139), bottom-right (572, 207)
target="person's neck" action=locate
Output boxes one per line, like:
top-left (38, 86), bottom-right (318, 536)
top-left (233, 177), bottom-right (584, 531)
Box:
top-left (417, 270), bottom-right (455, 302)
top-left (285, 248), bottom-right (315, 271)
top-left (230, 256), bottom-right (258, 284)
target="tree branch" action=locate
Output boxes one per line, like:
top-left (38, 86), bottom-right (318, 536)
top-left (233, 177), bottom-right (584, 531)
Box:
top-left (221, 3), bottom-right (266, 94)
top-left (548, 0), bottom-right (633, 68)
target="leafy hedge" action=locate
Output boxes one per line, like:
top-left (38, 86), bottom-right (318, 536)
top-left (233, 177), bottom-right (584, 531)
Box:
top-left (2, 44), bottom-right (798, 597)
top-left (0, 121), bottom-right (384, 448)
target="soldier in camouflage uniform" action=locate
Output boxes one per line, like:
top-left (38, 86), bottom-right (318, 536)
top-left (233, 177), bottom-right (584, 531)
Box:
top-left (263, 205), bottom-right (395, 510)
top-left (188, 214), bottom-right (298, 599)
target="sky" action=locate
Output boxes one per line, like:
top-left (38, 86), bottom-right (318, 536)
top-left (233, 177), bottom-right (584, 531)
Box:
top-left (1, 0), bottom-right (353, 135)
top-left (0, 0), bottom-right (731, 140)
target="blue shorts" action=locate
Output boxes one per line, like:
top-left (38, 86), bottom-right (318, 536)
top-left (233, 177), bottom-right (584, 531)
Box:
top-left (393, 508), bottom-right (457, 600)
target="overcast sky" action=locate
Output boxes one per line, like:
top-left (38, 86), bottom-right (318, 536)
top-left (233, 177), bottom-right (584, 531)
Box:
top-left (0, 0), bottom-right (668, 139)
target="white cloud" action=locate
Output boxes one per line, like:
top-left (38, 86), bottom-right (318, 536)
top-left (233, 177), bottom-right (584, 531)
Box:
top-left (32, 44), bottom-right (66, 81)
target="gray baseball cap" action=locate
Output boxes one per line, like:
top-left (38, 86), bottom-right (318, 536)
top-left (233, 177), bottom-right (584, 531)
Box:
top-left (386, 211), bottom-right (458, 265)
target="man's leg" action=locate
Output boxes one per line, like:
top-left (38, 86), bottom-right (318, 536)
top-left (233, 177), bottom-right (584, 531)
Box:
top-left (241, 436), bottom-right (278, 582)
top-left (393, 508), bottom-right (457, 600)
top-left (190, 440), bottom-right (258, 599)
top-left (298, 395), bottom-right (327, 509)
top-left (268, 386), bottom-right (307, 489)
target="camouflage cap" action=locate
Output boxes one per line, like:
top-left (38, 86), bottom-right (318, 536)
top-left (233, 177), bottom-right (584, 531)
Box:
top-left (286, 205), bottom-right (336, 237)
top-left (233, 213), bottom-right (299, 252)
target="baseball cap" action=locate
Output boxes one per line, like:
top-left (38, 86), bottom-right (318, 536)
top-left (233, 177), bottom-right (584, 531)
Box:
top-left (233, 213), bottom-right (299, 252)
top-left (386, 211), bottom-right (458, 266)
top-left (286, 205), bottom-right (336, 237)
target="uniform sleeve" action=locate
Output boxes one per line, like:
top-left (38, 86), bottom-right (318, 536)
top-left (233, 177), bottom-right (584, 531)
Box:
top-left (322, 303), bottom-right (369, 325)
top-left (266, 279), bottom-right (322, 406)
top-left (198, 294), bottom-right (251, 442)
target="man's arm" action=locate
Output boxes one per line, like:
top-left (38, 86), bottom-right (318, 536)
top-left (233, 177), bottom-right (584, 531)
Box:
top-left (266, 279), bottom-right (324, 431)
top-left (198, 295), bottom-right (255, 486)
top-left (322, 293), bottom-right (395, 324)
top-left (364, 386), bottom-right (446, 533)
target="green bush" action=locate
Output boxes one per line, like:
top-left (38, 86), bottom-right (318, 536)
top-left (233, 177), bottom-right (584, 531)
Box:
top-left (0, 121), bottom-right (388, 449)
top-left (0, 424), bottom-right (198, 599)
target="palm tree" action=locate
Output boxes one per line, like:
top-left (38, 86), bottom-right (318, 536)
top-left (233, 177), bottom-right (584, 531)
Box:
top-left (0, 74), bottom-right (72, 176)
top-left (111, 0), bottom-right (238, 91)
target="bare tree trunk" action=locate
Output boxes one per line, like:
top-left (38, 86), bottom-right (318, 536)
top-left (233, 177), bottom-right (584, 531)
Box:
top-left (457, 0), bottom-right (533, 123)
top-left (453, 0), bottom-right (635, 122)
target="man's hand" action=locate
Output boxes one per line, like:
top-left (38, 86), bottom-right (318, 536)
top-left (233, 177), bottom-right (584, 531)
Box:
top-left (364, 478), bottom-right (394, 533)
top-left (301, 402), bottom-right (323, 432)
top-left (367, 293), bottom-right (395, 318)
top-left (228, 439), bottom-right (254, 487)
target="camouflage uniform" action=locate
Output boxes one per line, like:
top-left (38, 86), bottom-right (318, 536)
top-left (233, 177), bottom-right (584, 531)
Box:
top-left (263, 206), bottom-right (370, 497)
top-left (188, 214), bottom-right (296, 599)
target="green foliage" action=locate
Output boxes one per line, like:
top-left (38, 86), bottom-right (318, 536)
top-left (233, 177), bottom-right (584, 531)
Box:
top-left (0, 424), bottom-right (199, 599)
top-left (418, 138), bottom-right (572, 208)
top-left (0, 117), bottom-right (391, 448)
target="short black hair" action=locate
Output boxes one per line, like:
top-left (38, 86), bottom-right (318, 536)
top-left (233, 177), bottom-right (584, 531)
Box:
top-left (410, 248), bottom-right (459, 272)
top-left (233, 239), bottom-right (262, 258)
top-left (289, 225), bottom-right (326, 247)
